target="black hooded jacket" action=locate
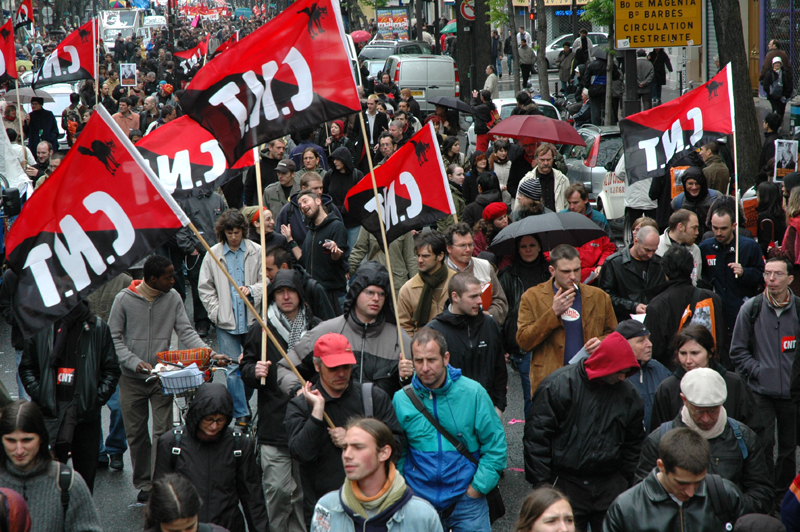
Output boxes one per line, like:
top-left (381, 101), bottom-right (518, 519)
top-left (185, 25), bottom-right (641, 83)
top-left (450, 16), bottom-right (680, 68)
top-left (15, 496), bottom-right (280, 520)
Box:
top-left (154, 383), bottom-right (268, 532)
top-left (323, 147), bottom-right (364, 229)
top-left (462, 187), bottom-right (505, 229)
top-left (240, 270), bottom-right (321, 447)
top-left (301, 207), bottom-right (350, 292)
top-left (427, 306), bottom-right (508, 410)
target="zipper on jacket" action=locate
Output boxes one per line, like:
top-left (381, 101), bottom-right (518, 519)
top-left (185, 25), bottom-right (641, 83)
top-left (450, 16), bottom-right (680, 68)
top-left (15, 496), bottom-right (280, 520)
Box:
top-left (679, 504), bottom-right (684, 532)
top-left (361, 323), bottom-right (367, 383)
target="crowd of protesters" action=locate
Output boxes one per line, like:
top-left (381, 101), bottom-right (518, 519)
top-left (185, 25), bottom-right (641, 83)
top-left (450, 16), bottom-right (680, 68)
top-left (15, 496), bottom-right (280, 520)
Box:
top-left (3, 9), bottom-right (800, 532)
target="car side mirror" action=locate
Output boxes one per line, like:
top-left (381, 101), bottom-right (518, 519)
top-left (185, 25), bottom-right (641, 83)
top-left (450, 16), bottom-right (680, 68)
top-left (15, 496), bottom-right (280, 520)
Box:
top-left (604, 161), bottom-right (615, 172)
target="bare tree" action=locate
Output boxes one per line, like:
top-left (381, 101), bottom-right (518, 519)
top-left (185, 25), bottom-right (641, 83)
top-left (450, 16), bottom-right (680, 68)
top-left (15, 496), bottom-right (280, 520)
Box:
top-left (505, 0), bottom-right (520, 93)
top-left (535, 0), bottom-right (549, 101)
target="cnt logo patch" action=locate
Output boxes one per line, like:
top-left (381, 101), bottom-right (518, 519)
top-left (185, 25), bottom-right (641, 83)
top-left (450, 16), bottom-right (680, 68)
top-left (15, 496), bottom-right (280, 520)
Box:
top-left (783, 336), bottom-right (796, 352)
top-left (706, 255), bottom-right (716, 267)
top-left (57, 367), bottom-right (75, 384)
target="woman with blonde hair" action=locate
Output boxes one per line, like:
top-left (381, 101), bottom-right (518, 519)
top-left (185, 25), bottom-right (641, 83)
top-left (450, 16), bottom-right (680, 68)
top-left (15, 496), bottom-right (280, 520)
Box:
top-left (514, 488), bottom-right (575, 532)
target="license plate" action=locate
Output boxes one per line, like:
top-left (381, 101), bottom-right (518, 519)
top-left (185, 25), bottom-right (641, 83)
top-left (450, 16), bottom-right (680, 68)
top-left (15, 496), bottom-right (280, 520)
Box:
top-left (411, 90), bottom-right (425, 98)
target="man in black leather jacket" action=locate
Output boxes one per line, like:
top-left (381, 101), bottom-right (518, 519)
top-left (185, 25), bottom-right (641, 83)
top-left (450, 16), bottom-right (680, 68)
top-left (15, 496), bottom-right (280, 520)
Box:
top-left (19, 300), bottom-right (120, 492)
top-left (604, 427), bottom-right (745, 532)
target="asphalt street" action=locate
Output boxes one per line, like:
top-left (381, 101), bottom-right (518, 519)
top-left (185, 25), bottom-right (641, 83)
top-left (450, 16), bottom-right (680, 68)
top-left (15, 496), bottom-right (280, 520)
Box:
top-left (0, 285), bottom-right (532, 532)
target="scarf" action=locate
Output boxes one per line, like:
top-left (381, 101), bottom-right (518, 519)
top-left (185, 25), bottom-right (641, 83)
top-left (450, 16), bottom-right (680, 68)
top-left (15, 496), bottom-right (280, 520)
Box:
top-left (136, 280), bottom-right (162, 302)
top-left (51, 301), bottom-right (93, 369)
top-left (412, 264), bottom-right (449, 328)
top-left (341, 462), bottom-right (407, 519)
top-left (681, 404), bottom-right (727, 439)
top-left (765, 287), bottom-right (791, 310)
top-left (267, 302), bottom-right (307, 350)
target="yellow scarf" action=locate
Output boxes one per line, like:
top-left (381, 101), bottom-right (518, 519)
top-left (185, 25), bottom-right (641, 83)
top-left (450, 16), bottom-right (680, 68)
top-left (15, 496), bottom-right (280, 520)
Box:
top-left (341, 462), bottom-right (407, 519)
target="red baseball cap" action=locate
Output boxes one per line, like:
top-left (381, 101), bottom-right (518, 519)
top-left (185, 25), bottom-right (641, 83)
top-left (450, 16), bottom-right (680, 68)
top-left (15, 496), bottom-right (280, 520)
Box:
top-left (314, 333), bottom-right (356, 367)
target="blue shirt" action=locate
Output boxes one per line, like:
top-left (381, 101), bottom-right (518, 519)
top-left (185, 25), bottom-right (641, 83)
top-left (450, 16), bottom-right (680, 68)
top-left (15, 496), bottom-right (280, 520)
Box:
top-left (223, 243), bottom-right (248, 334)
top-left (554, 282), bottom-right (584, 364)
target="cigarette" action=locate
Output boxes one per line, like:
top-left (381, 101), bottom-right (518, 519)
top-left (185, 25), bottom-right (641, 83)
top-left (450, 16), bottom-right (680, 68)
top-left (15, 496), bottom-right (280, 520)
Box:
top-left (573, 283), bottom-right (579, 291)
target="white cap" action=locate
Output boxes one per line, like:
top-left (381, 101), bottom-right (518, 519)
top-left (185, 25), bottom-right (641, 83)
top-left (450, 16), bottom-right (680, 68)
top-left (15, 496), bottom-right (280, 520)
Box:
top-left (773, 56), bottom-right (783, 65)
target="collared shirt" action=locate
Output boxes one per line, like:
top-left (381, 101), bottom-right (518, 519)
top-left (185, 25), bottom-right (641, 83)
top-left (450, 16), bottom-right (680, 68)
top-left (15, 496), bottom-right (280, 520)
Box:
top-left (224, 243), bottom-right (248, 334)
top-left (111, 111), bottom-right (140, 137)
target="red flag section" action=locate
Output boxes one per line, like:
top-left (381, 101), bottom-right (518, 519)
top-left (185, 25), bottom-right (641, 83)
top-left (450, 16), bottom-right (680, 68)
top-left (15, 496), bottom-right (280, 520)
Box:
top-left (344, 123), bottom-right (454, 244)
top-left (619, 64), bottom-right (734, 185)
top-left (14, 0), bottom-right (33, 29)
top-left (5, 106), bottom-right (189, 338)
top-left (32, 19), bottom-right (97, 89)
top-left (208, 30), bottom-right (238, 61)
top-left (174, 35), bottom-right (209, 76)
top-left (136, 116), bottom-right (255, 197)
top-left (179, 0), bottom-right (361, 165)
top-left (0, 19), bottom-right (17, 84)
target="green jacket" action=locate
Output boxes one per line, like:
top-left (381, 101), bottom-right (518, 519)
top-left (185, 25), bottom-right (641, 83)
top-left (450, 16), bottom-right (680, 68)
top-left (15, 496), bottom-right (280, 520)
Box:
top-left (437, 183), bottom-right (465, 233)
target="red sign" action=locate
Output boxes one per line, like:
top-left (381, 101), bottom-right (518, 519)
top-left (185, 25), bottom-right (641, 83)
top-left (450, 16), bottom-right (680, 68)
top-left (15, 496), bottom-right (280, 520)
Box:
top-left (460, 0), bottom-right (475, 21)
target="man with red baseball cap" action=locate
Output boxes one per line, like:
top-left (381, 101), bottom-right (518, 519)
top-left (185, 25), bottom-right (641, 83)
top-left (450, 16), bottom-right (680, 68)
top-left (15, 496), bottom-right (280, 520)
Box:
top-left (285, 332), bottom-right (404, 528)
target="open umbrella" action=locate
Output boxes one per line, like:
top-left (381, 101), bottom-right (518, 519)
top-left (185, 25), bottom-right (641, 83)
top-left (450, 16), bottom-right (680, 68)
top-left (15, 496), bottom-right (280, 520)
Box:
top-left (2, 87), bottom-right (54, 104)
top-left (488, 211), bottom-right (607, 256)
top-left (350, 30), bottom-right (371, 43)
top-left (427, 95), bottom-right (474, 114)
top-left (488, 114), bottom-right (585, 146)
top-left (441, 20), bottom-right (457, 33)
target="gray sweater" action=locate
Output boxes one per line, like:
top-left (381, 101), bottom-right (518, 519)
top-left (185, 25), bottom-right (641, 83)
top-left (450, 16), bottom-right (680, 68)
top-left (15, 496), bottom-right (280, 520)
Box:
top-left (0, 459), bottom-right (101, 532)
top-left (730, 293), bottom-right (800, 399)
top-left (108, 281), bottom-right (208, 379)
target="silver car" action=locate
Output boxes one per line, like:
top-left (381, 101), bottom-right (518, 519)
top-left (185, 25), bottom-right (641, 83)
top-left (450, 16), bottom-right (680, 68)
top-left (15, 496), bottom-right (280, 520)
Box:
top-left (542, 32), bottom-right (609, 71)
top-left (560, 125), bottom-right (622, 202)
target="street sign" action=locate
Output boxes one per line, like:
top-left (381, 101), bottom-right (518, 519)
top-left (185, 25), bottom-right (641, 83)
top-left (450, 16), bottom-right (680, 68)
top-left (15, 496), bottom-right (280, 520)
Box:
top-left (41, 6), bottom-right (53, 25)
top-left (460, 0), bottom-right (475, 21)
top-left (614, 0), bottom-right (701, 49)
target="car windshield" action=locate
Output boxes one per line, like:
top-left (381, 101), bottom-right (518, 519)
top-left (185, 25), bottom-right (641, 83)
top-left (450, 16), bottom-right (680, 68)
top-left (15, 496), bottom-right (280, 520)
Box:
top-left (367, 62), bottom-right (384, 77)
top-left (539, 106), bottom-right (557, 120)
top-left (359, 47), bottom-right (394, 60)
top-left (598, 136), bottom-right (623, 167)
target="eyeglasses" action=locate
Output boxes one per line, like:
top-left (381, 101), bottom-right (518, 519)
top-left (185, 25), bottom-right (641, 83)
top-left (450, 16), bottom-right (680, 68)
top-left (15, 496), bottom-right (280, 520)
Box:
top-left (763, 271), bottom-right (787, 279)
top-left (201, 416), bottom-right (227, 426)
top-left (451, 242), bottom-right (474, 250)
top-left (363, 289), bottom-right (386, 299)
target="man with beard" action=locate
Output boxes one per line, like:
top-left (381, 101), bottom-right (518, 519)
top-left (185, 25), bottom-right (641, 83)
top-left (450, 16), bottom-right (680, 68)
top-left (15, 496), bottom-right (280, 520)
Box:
top-left (510, 143), bottom-right (570, 212)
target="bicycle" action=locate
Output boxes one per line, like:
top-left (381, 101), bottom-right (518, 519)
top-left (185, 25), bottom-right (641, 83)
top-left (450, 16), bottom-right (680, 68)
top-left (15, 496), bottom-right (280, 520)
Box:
top-left (146, 347), bottom-right (225, 427)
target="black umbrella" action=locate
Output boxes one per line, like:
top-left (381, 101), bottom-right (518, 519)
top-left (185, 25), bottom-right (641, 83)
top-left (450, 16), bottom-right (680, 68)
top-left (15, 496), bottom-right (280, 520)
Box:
top-left (426, 96), bottom-right (474, 114)
top-left (488, 212), bottom-right (608, 256)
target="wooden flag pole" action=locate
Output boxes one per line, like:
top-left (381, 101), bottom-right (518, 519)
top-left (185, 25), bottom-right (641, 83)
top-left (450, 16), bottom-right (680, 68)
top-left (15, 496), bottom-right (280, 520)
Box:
top-left (253, 146), bottom-right (269, 386)
top-left (14, 80), bottom-right (25, 168)
top-left (357, 113), bottom-right (406, 361)
top-left (187, 222), bottom-right (335, 428)
top-left (94, 19), bottom-right (99, 108)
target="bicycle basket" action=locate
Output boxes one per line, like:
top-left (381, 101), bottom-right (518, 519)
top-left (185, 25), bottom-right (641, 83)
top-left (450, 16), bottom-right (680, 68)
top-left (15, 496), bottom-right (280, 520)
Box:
top-left (159, 367), bottom-right (204, 395)
top-left (157, 347), bottom-right (213, 370)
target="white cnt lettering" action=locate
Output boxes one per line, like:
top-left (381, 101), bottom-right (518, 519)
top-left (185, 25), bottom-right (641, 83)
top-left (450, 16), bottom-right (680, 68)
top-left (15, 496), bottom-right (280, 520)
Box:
top-left (364, 173), bottom-right (423, 230)
top-left (200, 140), bottom-right (226, 183)
top-left (156, 150), bottom-right (193, 193)
top-left (637, 109), bottom-right (706, 173)
top-left (39, 45), bottom-right (80, 80)
top-left (0, 50), bottom-right (5, 78)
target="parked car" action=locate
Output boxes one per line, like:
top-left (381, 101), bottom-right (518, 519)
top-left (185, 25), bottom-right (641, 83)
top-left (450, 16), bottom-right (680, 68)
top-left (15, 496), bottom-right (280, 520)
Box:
top-left (381, 54), bottom-right (459, 113)
top-left (466, 97), bottom-right (561, 156)
top-left (542, 32), bottom-right (609, 70)
top-left (560, 124), bottom-right (622, 205)
top-left (358, 40), bottom-right (431, 61)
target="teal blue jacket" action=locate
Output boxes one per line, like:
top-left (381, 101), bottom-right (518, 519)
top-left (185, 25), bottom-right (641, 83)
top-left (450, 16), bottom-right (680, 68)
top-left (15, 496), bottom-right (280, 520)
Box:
top-left (392, 366), bottom-right (507, 512)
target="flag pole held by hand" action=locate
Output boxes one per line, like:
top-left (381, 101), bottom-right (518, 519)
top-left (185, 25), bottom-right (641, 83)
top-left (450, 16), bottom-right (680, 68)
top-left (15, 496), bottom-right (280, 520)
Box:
top-left (188, 222), bottom-right (335, 428)
top-left (253, 146), bottom-right (269, 386)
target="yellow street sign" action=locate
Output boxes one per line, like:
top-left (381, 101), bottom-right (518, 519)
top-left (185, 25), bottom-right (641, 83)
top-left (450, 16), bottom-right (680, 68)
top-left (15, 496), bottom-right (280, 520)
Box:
top-left (614, 0), bottom-right (702, 49)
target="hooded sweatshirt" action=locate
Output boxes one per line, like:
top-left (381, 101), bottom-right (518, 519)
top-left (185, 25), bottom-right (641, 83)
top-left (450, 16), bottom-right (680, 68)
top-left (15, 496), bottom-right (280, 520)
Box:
top-left (323, 147), bottom-right (364, 229)
top-left (301, 207), bottom-right (350, 292)
top-left (154, 383), bottom-right (268, 532)
top-left (277, 261), bottom-right (412, 396)
top-left (276, 192), bottom-right (343, 247)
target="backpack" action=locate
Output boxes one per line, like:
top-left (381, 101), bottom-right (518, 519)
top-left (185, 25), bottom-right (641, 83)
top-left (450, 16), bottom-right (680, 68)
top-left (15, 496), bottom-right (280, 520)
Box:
top-left (659, 418), bottom-right (748, 459)
top-left (487, 108), bottom-right (501, 129)
top-left (679, 288), bottom-right (719, 349)
top-left (770, 72), bottom-right (784, 99)
top-left (170, 426), bottom-right (246, 469)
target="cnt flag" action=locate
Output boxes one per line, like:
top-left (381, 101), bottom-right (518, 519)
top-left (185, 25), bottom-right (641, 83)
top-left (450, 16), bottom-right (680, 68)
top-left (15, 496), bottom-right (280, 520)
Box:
top-left (207, 30), bottom-right (239, 61)
top-left (5, 106), bottom-right (190, 338)
top-left (345, 122), bottom-right (455, 245)
top-left (0, 19), bottom-right (17, 84)
top-left (32, 19), bottom-right (98, 89)
top-left (174, 34), bottom-right (209, 75)
top-left (14, 0), bottom-right (33, 29)
top-left (179, 0), bottom-right (361, 165)
top-left (136, 115), bottom-right (255, 197)
top-left (619, 64), bottom-right (734, 185)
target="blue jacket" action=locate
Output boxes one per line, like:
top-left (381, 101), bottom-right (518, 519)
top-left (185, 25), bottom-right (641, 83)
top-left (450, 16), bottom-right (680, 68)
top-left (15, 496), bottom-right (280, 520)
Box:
top-left (698, 236), bottom-right (765, 329)
top-left (627, 358), bottom-right (671, 431)
top-left (311, 487), bottom-right (443, 532)
top-left (392, 366), bottom-right (507, 512)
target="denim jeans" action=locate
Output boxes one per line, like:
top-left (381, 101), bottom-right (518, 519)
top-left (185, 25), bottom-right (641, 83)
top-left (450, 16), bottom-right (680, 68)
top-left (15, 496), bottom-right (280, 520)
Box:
top-left (217, 328), bottom-right (252, 419)
top-left (99, 385), bottom-right (127, 457)
top-left (346, 226), bottom-right (360, 250)
top-left (441, 492), bottom-right (491, 532)
top-left (511, 352), bottom-right (532, 419)
top-left (15, 349), bottom-right (29, 401)
top-left (506, 54), bottom-right (514, 74)
top-left (651, 83), bottom-right (663, 101)
top-left (494, 56), bottom-right (503, 77)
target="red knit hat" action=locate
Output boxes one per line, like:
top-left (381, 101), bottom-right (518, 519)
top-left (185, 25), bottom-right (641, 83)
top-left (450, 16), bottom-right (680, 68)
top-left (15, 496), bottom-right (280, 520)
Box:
top-left (482, 202), bottom-right (507, 222)
top-left (332, 119), bottom-right (344, 133)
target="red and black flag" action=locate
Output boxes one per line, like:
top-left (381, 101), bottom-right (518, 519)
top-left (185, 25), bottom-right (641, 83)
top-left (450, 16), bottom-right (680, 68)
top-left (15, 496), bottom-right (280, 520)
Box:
top-left (179, 0), bottom-right (361, 165)
top-left (0, 19), bottom-right (17, 84)
top-left (32, 19), bottom-right (98, 89)
top-left (5, 106), bottom-right (189, 338)
top-left (174, 34), bottom-right (209, 76)
top-left (136, 116), bottom-right (255, 197)
top-left (207, 30), bottom-right (238, 61)
top-left (345, 123), bottom-right (455, 245)
top-left (619, 64), bottom-right (734, 185)
top-left (14, 0), bottom-right (33, 29)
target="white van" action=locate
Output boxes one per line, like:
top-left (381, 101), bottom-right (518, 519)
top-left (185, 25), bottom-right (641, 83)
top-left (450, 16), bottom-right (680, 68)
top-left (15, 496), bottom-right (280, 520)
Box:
top-left (381, 55), bottom-right (459, 113)
top-left (343, 34), bottom-right (362, 88)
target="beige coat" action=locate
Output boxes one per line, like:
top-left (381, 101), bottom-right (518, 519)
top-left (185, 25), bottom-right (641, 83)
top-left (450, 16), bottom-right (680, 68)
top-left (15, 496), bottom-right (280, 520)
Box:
top-left (518, 167), bottom-right (570, 212)
top-left (198, 239), bottom-right (263, 330)
top-left (397, 266), bottom-right (457, 337)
